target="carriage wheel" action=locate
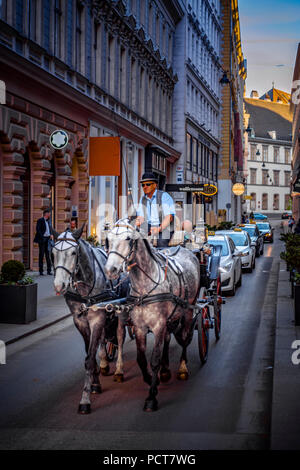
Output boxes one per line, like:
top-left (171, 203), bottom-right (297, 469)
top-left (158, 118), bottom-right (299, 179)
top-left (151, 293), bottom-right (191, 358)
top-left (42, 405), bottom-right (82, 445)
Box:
top-left (214, 276), bottom-right (222, 341)
top-left (197, 305), bottom-right (209, 365)
top-left (105, 341), bottom-right (117, 362)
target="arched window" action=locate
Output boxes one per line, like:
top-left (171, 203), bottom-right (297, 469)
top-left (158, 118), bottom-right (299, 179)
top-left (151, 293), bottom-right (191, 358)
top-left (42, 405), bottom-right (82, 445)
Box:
top-left (273, 193), bottom-right (279, 210)
top-left (262, 193), bottom-right (268, 210)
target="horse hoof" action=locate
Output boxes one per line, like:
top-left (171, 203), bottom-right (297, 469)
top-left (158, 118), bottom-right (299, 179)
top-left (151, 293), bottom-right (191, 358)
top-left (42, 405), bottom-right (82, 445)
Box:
top-left (143, 399), bottom-right (158, 412)
top-left (78, 404), bottom-right (91, 414)
top-left (160, 370), bottom-right (171, 383)
top-left (177, 372), bottom-right (189, 381)
top-left (100, 366), bottom-right (110, 376)
top-left (91, 384), bottom-right (102, 394)
top-left (113, 374), bottom-right (124, 383)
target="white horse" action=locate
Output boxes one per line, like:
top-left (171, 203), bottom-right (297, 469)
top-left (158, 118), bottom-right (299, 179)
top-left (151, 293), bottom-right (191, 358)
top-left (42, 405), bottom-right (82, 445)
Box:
top-left (52, 226), bottom-right (128, 414)
top-left (104, 219), bottom-right (201, 412)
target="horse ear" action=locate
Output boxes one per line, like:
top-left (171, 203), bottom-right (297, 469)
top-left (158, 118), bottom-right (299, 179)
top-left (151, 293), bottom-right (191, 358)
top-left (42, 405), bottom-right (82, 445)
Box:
top-left (51, 228), bottom-right (60, 240)
top-left (72, 223), bottom-right (85, 240)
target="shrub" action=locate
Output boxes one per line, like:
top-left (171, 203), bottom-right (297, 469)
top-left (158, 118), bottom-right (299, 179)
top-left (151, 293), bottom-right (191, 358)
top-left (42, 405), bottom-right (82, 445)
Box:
top-left (1, 260), bottom-right (25, 283)
top-left (217, 221), bottom-right (235, 230)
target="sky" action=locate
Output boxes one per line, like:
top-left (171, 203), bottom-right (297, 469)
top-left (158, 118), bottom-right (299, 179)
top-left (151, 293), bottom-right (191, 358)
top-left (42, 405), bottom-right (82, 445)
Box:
top-left (238, 0), bottom-right (300, 97)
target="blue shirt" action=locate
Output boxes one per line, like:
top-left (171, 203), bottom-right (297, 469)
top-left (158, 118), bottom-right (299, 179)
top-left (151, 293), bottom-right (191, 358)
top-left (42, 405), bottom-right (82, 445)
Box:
top-left (137, 190), bottom-right (175, 226)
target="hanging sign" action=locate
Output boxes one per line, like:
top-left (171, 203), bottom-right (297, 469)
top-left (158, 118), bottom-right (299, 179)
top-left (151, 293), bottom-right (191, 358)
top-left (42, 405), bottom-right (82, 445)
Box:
top-left (165, 183), bottom-right (218, 196)
top-left (50, 130), bottom-right (69, 149)
top-left (89, 136), bottom-right (120, 176)
top-left (232, 183), bottom-right (245, 196)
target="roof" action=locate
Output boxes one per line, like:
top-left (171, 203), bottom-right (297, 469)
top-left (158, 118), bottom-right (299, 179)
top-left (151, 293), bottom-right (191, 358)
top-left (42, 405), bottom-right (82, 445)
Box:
top-left (260, 88), bottom-right (291, 104)
top-left (244, 97), bottom-right (293, 142)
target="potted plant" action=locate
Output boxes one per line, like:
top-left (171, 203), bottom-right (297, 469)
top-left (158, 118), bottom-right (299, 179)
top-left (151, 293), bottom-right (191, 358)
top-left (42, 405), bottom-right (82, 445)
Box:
top-left (280, 241), bottom-right (300, 326)
top-left (0, 260), bottom-right (37, 324)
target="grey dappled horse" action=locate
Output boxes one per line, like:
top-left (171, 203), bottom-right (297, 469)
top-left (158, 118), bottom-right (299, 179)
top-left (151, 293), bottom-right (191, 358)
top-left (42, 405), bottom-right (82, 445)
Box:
top-left (104, 219), bottom-right (201, 412)
top-left (52, 226), bottom-right (128, 414)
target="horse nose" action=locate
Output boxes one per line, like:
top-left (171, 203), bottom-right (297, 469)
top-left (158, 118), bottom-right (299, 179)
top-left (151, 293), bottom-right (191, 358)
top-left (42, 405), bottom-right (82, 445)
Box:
top-left (105, 265), bottom-right (118, 279)
top-left (54, 281), bottom-right (66, 294)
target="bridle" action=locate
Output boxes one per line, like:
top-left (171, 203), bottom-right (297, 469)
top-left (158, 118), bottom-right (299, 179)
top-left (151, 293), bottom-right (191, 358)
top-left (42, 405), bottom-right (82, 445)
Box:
top-left (53, 234), bottom-right (80, 284)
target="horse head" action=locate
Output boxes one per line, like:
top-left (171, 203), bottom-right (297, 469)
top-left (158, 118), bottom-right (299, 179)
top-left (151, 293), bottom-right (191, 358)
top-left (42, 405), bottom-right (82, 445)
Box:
top-left (52, 224), bottom-right (85, 295)
top-left (104, 219), bottom-right (142, 280)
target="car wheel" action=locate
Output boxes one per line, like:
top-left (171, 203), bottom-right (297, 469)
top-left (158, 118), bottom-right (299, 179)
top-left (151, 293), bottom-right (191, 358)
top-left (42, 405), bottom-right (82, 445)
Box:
top-left (260, 244), bottom-right (264, 255)
top-left (227, 277), bottom-right (236, 296)
top-left (252, 257), bottom-right (256, 269)
top-left (237, 271), bottom-right (242, 287)
top-left (256, 247), bottom-right (260, 258)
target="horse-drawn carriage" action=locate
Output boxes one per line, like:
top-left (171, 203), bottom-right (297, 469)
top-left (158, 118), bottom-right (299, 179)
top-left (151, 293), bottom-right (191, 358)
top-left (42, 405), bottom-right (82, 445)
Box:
top-left (52, 220), bottom-right (223, 413)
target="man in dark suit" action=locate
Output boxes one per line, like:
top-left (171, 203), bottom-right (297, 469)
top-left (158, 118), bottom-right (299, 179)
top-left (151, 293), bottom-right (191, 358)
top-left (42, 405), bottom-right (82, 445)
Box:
top-left (34, 209), bottom-right (53, 275)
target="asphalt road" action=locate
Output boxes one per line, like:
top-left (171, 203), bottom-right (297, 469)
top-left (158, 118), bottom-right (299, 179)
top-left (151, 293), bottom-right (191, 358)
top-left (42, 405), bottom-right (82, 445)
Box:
top-left (0, 225), bottom-right (283, 450)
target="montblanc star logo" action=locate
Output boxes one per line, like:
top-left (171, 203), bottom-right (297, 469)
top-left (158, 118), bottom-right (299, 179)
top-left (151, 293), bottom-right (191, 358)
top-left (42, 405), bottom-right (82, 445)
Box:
top-left (50, 130), bottom-right (68, 149)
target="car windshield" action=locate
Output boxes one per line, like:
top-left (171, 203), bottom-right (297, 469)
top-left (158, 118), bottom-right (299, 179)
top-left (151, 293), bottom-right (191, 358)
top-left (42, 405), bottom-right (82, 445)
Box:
top-left (227, 233), bottom-right (248, 246)
top-left (208, 239), bottom-right (229, 256)
top-left (256, 223), bottom-right (270, 230)
top-left (243, 226), bottom-right (256, 237)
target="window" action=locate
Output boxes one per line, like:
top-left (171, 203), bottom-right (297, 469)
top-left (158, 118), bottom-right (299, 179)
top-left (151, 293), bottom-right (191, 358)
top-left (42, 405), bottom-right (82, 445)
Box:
top-left (273, 194), bottom-right (279, 210)
top-left (250, 145), bottom-right (256, 160)
top-left (130, 56), bottom-right (137, 110)
top-left (284, 171), bottom-right (290, 187)
top-left (285, 148), bottom-right (290, 164)
top-left (120, 47), bottom-right (126, 103)
top-left (273, 147), bottom-right (279, 163)
top-left (66, 1), bottom-right (73, 66)
top-left (285, 194), bottom-right (291, 210)
top-left (29, 0), bottom-right (37, 41)
top-left (262, 193), bottom-right (268, 210)
top-left (186, 133), bottom-right (192, 170)
top-left (262, 169), bottom-right (268, 185)
top-left (250, 193), bottom-right (256, 210)
top-left (54, 0), bottom-right (62, 58)
top-left (192, 137), bottom-right (198, 172)
top-left (250, 168), bottom-right (257, 184)
top-left (75, 1), bottom-right (82, 70)
top-left (273, 170), bottom-right (280, 186)
top-left (262, 145), bottom-right (268, 162)
top-left (43, 0), bottom-right (51, 51)
top-left (86, 6), bottom-right (92, 81)
top-left (16, 0), bottom-right (24, 33)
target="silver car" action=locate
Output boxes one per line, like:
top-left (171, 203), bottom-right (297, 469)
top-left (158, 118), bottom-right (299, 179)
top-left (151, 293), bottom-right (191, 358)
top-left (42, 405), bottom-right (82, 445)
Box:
top-left (207, 234), bottom-right (242, 296)
top-left (217, 229), bottom-right (256, 273)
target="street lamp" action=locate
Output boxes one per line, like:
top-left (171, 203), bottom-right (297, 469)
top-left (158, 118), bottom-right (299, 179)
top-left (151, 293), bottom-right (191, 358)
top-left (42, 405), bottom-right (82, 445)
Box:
top-left (219, 71), bottom-right (230, 85)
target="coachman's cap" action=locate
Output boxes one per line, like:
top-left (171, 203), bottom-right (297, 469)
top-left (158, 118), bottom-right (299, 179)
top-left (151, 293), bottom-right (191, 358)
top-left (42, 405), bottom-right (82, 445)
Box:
top-left (139, 172), bottom-right (158, 183)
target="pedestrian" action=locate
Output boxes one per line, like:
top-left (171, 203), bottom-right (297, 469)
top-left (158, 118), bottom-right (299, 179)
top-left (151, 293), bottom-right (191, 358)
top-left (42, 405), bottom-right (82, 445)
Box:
top-left (34, 209), bottom-right (53, 275)
top-left (288, 216), bottom-right (295, 232)
top-left (245, 215), bottom-right (249, 223)
top-left (136, 172), bottom-right (175, 248)
top-left (69, 218), bottom-right (77, 231)
top-left (294, 219), bottom-right (300, 234)
top-left (182, 219), bottom-right (193, 244)
top-left (241, 212), bottom-right (246, 224)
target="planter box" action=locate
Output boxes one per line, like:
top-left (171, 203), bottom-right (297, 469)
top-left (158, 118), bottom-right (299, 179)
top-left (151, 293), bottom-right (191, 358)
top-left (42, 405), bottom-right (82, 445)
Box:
top-left (0, 283), bottom-right (37, 324)
top-left (294, 283), bottom-right (300, 326)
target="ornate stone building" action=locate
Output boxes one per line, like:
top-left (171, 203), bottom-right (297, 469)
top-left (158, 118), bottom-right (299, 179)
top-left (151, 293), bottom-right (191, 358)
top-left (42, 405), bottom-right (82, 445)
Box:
top-left (291, 43), bottom-right (300, 222)
top-left (0, 0), bottom-right (182, 268)
top-left (172, 0), bottom-right (222, 225)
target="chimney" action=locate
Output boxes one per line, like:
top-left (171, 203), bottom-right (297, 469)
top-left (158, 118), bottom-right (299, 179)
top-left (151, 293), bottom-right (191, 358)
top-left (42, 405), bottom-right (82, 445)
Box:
top-left (250, 90), bottom-right (259, 99)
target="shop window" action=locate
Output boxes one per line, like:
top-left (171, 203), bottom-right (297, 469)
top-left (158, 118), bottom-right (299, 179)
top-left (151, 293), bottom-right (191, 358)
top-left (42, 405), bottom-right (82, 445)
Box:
top-left (262, 193), bottom-right (268, 210)
top-left (273, 193), bottom-right (279, 210)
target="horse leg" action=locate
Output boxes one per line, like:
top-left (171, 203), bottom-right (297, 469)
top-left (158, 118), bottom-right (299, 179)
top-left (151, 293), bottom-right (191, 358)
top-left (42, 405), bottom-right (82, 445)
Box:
top-left (135, 328), bottom-right (152, 386)
top-left (99, 341), bottom-right (110, 376)
top-left (114, 318), bottom-right (126, 383)
top-left (160, 330), bottom-right (172, 383)
top-left (78, 315), bottom-right (104, 414)
top-left (144, 328), bottom-right (165, 412)
top-left (174, 313), bottom-right (194, 381)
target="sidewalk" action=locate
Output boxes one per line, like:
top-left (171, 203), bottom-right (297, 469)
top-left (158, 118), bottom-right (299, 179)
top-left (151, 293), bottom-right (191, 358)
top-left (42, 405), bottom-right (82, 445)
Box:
top-left (271, 261), bottom-right (300, 449)
top-left (0, 271), bottom-right (70, 352)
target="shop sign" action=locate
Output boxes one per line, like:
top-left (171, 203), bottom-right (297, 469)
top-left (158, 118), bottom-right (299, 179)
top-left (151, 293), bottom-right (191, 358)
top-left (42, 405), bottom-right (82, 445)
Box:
top-left (50, 130), bottom-right (68, 149)
top-left (232, 183), bottom-right (245, 196)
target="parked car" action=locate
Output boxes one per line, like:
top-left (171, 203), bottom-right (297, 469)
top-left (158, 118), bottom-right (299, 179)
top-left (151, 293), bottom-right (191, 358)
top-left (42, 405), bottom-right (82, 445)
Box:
top-left (256, 221), bottom-right (274, 243)
top-left (239, 223), bottom-right (264, 257)
top-left (281, 211), bottom-right (292, 220)
top-left (252, 212), bottom-right (268, 220)
top-left (217, 229), bottom-right (256, 272)
top-left (207, 233), bottom-right (242, 296)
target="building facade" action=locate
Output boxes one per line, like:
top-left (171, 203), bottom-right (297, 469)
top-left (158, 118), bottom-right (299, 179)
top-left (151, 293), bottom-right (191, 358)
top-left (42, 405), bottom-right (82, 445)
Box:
top-left (172, 0), bottom-right (222, 225)
top-left (291, 43), bottom-right (300, 222)
top-left (218, 0), bottom-right (246, 224)
top-left (0, 0), bottom-right (182, 269)
top-left (244, 90), bottom-right (293, 215)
